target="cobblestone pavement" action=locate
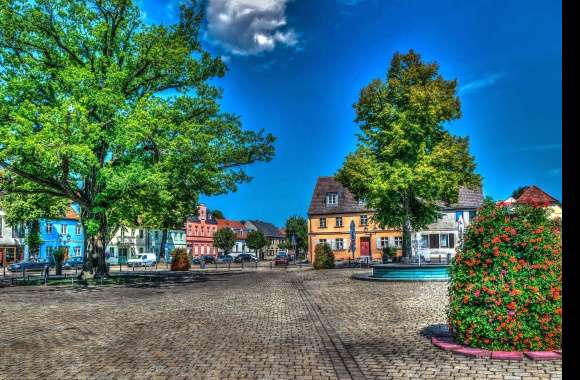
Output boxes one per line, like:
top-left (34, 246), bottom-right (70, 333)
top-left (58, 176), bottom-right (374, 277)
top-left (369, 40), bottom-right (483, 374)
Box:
top-left (0, 269), bottom-right (561, 380)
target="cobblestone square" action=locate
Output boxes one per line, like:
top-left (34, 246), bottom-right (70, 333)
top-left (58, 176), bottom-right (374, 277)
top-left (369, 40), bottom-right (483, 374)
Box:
top-left (0, 269), bottom-right (561, 379)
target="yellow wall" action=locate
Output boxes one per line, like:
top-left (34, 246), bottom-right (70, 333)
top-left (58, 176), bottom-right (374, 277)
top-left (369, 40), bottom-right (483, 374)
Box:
top-left (308, 212), bottom-right (402, 262)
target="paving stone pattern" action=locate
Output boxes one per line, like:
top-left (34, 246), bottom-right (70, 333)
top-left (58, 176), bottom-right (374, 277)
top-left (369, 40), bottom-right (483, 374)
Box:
top-left (0, 269), bottom-right (562, 379)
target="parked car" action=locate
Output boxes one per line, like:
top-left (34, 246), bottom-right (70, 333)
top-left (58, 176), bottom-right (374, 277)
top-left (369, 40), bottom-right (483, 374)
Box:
top-left (234, 253), bottom-right (258, 263)
top-left (8, 259), bottom-right (51, 272)
top-left (200, 255), bottom-right (216, 264)
top-left (63, 257), bottom-right (84, 270)
top-left (128, 253), bottom-right (157, 267)
top-left (216, 255), bottom-right (234, 264)
top-left (274, 253), bottom-right (289, 266)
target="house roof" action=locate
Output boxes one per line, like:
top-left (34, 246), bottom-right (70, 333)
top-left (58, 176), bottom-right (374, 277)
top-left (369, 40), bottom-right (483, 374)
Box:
top-left (64, 206), bottom-right (80, 220)
top-left (439, 186), bottom-right (484, 210)
top-left (249, 220), bottom-right (284, 238)
top-left (308, 176), bottom-right (373, 216)
top-left (308, 176), bottom-right (483, 215)
top-left (217, 219), bottom-right (245, 230)
top-left (515, 186), bottom-right (560, 206)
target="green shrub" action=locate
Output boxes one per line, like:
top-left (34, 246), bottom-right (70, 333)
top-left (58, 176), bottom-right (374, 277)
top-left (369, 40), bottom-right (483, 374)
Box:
top-left (313, 243), bottom-right (335, 269)
top-left (448, 200), bottom-right (562, 351)
top-left (382, 246), bottom-right (397, 263)
top-left (170, 248), bottom-right (191, 271)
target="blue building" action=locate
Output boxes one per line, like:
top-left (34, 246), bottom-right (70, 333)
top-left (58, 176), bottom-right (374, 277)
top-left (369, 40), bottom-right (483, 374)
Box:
top-left (26, 204), bottom-right (85, 262)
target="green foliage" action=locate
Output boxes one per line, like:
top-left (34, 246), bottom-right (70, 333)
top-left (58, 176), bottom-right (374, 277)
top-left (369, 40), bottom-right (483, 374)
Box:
top-left (246, 230), bottom-right (268, 252)
top-left (448, 200), bottom-right (562, 351)
top-left (170, 248), bottom-right (191, 271)
top-left (381, 246), bottom-right (397, 263)
top-left (313, 243), bottom-right (335, 269)
top-left (213, 228), bottom-right (236, 255)
top-left (0, 0), bottom-right (275, 274)
top-left (210, 210), bottom-right (225, 219)
top-left (284, 215), bottom-right (308, 254)
top-left (335, 50), bottom-right (481, 258)
top-left (511, 186), bottom-right (529, 199)
top-left (52, 246), bottom-right (67, 275)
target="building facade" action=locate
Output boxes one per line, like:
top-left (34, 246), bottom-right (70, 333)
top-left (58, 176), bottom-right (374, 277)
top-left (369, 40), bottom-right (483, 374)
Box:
top-left (505, 185), bottom-right (562, 221)
top-left (245, 220), bottom-right (285, 260)
top-left (35, 204), bottom-right (85, 262)
top-left (186, 204), bottom-right (219, 257)
top-left (414, 187), bottom-right (483, 261)
top-left (307, 177), bottom-right (403, 263)
top-left (0, 208), bottom-right (24, 266)
top-left (216, 219), bottom-right (254, 256)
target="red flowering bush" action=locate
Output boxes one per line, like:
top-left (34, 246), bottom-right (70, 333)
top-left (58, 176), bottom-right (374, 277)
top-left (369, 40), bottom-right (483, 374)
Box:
top-left (448, 199), bottom-right (561, 351)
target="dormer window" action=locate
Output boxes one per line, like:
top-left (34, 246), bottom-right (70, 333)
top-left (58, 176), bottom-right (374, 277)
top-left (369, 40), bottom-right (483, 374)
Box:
top-left (357, 198), bottom-right (366, 207)
top-left (326, 192), bottom-right (338, 206)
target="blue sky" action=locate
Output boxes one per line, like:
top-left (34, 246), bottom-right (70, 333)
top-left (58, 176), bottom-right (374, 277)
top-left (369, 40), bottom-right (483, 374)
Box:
top-left (142, 0), bottom-right (562, 227)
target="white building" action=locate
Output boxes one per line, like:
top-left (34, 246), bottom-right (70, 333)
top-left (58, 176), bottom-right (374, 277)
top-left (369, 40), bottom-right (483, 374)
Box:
top-left (0, 208), bottom-right (25, 266)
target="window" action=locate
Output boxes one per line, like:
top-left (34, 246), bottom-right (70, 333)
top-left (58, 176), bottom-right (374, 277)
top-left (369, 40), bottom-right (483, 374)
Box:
top-left (335, 217), bottom-right (343, 227)
top-left (139, 247), bottom-right (144, 253)
top-left (155, 231), bottom-right (159, 239)
top-left (319, 239), bottom-right (327, 245)
top-left (326, 192), bottom-right (338, 206)
top-left (110, 247), bottom-right (115, 255)
top-left (379, 237), bottom-right (389, 248)
top-left (74, 247), bottom-right (81, 256)
top-left (468, 210), bottom-right (477, 221)
top-left (360, 215), bottom-right (368, 226)
top-left (47, 223), bottom-right (53, 234)
top-left (440, 234), bottom-right (449, 248)
top-left (319, 218), bottom-right (327, 228)
top-left (455, 211), bottom-right (464, 221)
top-left (394, 236), bottom-right (403, 248)
top-left (335, 238), bottom-right (344, 250)
top-left (61, 224), bottom-right (67, 234)
top-left (357, 198), bottom-right (366, 207)
top-left (429, 234), bottom-right (440, 249)
top-left (420, 235), bottom-right (429, 249)
top-left (76, 224), bottom-right (81, 235)
top-left (139, 229), bottom-right (144, 239)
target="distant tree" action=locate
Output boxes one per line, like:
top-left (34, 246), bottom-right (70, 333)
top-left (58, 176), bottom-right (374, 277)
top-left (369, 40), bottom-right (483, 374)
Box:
top-left (284, 216), bottom-right (308, 257)
top-left (336, 50), bottom-right (481, 260)
top-left (511, 186), bottom-right (529, 199)
top-left (211, 210), bottom-right (225, 219)
top-left (246, 230), bottom-right (268, 259)
top-left (213, 228), bottom-right (236, 256)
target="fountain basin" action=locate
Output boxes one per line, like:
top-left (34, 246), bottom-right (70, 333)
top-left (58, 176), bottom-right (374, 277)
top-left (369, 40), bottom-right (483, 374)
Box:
top-left (353, 264), bottom-right (450, 281)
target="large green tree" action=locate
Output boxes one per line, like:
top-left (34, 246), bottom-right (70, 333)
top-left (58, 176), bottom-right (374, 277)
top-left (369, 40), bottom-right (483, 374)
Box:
top-left (336, 50), bottom-right (481, 260)
top-left (0, 0), bottom-right (275, 276)
top-left (213, 227), bottom-right (236, 256)
top-left (246, 230), bottom-right (267, 259)
top-left (284, 215), bottom-right (308, 257)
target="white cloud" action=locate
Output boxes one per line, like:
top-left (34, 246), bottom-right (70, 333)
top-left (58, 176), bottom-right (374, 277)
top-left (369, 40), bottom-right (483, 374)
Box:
top-left (459, 72), bottom-right (505, 94)
top-left (206, 0), bottom-right (298, 55)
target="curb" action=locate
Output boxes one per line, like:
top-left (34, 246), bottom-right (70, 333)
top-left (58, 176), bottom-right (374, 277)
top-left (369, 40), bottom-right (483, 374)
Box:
top-left (431, 337), bottom-right (561, 361)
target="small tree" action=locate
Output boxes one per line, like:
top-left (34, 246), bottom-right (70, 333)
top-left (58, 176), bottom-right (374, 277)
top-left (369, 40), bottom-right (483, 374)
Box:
top-left (52, 246), bottom-right (67, 276)
top-left (313, 243), bottom-right (335, 269)
top-left (284, 216), bottom-right (308, 258)
top-left (211, 210), bottom-right (225, 219)
top-left (170, 248), bottom-right (191, 271)
top-left (381, 246), bottom-right (397, 263)
top-left (246, 230), bottom-right (268, 259)
top-left (213, 228), bottom-right (236, 256)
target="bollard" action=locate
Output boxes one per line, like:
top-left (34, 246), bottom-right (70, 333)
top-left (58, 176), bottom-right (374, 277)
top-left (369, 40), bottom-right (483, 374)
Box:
top-left (242, 261), bottom-right (244, 269)
top-left (255, 261), bottom-right (258, 269)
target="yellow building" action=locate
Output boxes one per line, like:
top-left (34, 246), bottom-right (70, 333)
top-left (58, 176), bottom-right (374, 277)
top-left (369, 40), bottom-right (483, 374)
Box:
top-left (307, 176), bottom-right (402, 263)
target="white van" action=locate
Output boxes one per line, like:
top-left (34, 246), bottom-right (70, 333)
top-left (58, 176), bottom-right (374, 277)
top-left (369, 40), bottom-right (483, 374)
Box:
top-left (127, 253), bottom-right (157, 267)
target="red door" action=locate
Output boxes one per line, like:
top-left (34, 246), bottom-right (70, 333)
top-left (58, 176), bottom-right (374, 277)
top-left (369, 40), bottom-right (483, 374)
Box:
top-left (360, 237), bottom-right (370, 256)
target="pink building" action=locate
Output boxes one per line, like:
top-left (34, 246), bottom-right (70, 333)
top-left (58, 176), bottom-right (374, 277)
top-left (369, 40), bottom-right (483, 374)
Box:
top-left (185, 204), bottom-right (219, 257)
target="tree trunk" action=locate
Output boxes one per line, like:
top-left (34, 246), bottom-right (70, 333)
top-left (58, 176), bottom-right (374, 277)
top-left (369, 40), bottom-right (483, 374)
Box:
top-left (402, 194), bottom-right (413, 261)
top-left (29, 220), bottom-right (40, 259)
top-left (94, 222), bottom-right (108, 278)
top-left (159, 229), bottom-right (168, 262)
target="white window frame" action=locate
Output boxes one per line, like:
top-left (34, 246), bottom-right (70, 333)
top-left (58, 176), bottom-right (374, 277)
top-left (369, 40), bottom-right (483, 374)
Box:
top-left (379, 237), bottom-right (389, 248)
top-left (319, 239), bottom-right (327, 245)
top-left (335, 217), bottom-right (343, 227)
top-left (47, 223), bottom-right (53, 234)
top-left (319, 218), bottom-right (327, 228)
top-left (360, 215), bottom-right (368, 226)
top-left (74, 246), bottom-right (81, 257)
top-left (61, 224), bottom-right (67, 234)
top-left (75, 224), bottom-right (81, 235)
top-left (335, 238), bottom-right (344, 250)
top-left (325, 192), bottom-right (338, 206)
top-left (394, 237), bottom-right (403, 248)
top-left (440, 234), bottom-right (449, 248)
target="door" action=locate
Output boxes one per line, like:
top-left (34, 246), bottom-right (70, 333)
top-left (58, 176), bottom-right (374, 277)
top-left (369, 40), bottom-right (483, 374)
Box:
top-left (119, 248), bottom-right (128, 264)
top-left (360, 237), bottom-right (370, 257)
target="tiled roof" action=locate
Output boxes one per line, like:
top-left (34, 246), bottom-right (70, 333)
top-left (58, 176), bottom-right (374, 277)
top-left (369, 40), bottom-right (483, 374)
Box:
top-left (308, 177), bottom-right (372, 216)
top-left (65, 206), bottom-right (80, 220)
top-left (249, 220), bottom-right (284, 238)
top-left (308, 176), bottom-right (483, 215)
top-left (440, 186), bottom-right (484, 210)
top-left (515, 186), bottom-right (560, 205)
top-left (217, 219), bottom-right (245, 230)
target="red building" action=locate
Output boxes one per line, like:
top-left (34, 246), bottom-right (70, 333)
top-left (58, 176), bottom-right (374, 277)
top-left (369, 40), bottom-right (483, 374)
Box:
top-left (185, 204), bottom-right (219, 257)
